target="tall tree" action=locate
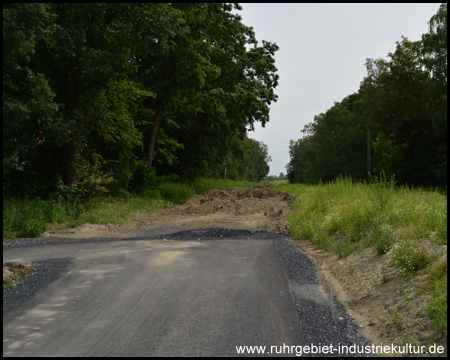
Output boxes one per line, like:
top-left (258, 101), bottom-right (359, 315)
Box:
top-left (420, 3), bottom-right (447, 185)
top-left (3, 3), bottom-right (59, 194)
top-left (4, 3), bottom-right (151, 195)
top-left (288, 4), bottom-right (447, 187)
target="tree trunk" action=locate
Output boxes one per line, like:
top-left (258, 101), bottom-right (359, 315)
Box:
top-left (146, 98), bottom-right (164, 168)
top-left (146, 46), bottom-right (174, 169)
top-left (65, 132), bottom-right (79, 184)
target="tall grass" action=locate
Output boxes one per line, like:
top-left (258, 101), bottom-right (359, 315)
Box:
top-left (3, 197), bottom-right (85, 240)
top-left (277, 177), bottom-right (372, 257)
top-left (158, 178), bottom-right (258, 204)
top-left (276, 177), bottom-right (447, 333)
top-left (276, 177), bottom-right (447, 259)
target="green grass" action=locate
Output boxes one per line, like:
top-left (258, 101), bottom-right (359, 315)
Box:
top-left (3, 197), bottom-right (85, 240)
top-left (275, 177), bottom-right (447, 333)
top-left (3, 177), bottom-right (259, 241)
top-left (275, 177), bottom-right (447, 258)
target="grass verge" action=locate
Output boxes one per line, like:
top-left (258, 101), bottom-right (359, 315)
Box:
top-left (275, 177), bottom-right (447, 336)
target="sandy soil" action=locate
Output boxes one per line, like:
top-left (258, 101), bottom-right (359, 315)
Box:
top-left (294, 239), bottom-right (447, 357)
top-left (4, 184), bottom-right (447, 356)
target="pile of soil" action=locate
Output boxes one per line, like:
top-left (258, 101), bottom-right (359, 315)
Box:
top-left (42, 184), bottom-right (295, 239)
top-left (165, 184), bottom-right (295, 233)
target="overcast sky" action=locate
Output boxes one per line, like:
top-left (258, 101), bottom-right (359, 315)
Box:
top-left (237, 3), bottom-right (441, 176)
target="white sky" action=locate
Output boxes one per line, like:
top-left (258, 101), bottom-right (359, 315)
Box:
top-left (238, 3), bottom-right (441, 176)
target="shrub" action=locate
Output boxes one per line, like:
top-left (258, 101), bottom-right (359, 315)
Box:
top-left (369, 219), bottom-right (396, 254)
top-left (129, 161), bottom-right (159, 194)
top-left (389, 239), bottom-right (434, 275)
top-left (20, 219), bottom-right (47, 238)
top-left (366, 171), bottom-right (396, 215)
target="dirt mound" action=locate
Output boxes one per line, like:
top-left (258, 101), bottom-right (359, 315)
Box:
top-left (155, 183), bottom-right (295, 233)
top-left (42, 184), bottom-right (295, 239)
top-left (174, 184), bottom-right (294, 217)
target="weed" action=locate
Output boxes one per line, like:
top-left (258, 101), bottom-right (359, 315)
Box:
top-left (366, 171), bottom-right (396, 215)
top-left (335, 238), bottom-right (355, 258)
top-left (427, 281), bottom-right (447, 331)
top-left (402, 329), bottom-right (413, 347)
top-left (389, 239), bottom-right (434, 276)
top-left (155, 182), bottom-right (196, 204)
top-left (389, 309), bottom-right (404, 326)
top-left (3, 177), bottom-right (258, 241)
top-left (369, 217), bottom-right (396, 254)
top-left (423, 259), bottom-right (447, 291)
top-left (399, 282), bottom-right (412, 309)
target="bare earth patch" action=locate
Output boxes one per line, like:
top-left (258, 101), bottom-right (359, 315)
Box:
top-left (42, 184), bottom-right (295, 239)
top-left (3, 262), bottom-right (36, 290)
top-left (293, 240), bottom-right (447, 357)
top-left (5, 184), bottom-right (447, 356)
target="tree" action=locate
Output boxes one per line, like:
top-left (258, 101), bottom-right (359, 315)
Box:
top-left (3, 3), bottom-right (279, 198)
top-left (3, 3), bottom-right (59, 194)
top-left (288, 4), bottom-right (447, 187)
top-left (137, 4), bottom-right (279, 178)
top-left (287, 94), bottom-right (366, 184)
top-left (421, 3), bottom-right (447, 185)
top-left (3, 4), bottom-right (151, 195)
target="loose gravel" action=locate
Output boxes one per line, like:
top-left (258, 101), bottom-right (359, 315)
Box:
top-left (3, 258), bottom-right (73, 313)
top-left (275, 236), bottom-right (370, 357)
top-left (3, 228), bottom-right (370, 356)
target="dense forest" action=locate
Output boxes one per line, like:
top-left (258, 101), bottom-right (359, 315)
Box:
top-left (287, 4), bottom-right (447, 187)
top-left (3, 3), bottom-right (276, 199)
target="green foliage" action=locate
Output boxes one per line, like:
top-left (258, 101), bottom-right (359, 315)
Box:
top-left (389, 239), bottom-right (434, 276)
top-left (287, 94), bottom-right (367, 184)
top-left (20, 219), bottom-right (47, 238)
top-left (287, 4), bottom-right (447, 188)
top-left (130, 161), bottom-right (159, 194)
top-left (277, 178), bottom-right (446, 263)
top-left (3, 196), bottom-right (84, 240)
top-left (158, 183), bottom-right (196, 205)
top-left (3, 177), bottom-right (258, 241)
top-left (427, 281), bottom-right (447, 331)
top-left (366, 171), bottom-right (396, 214)
top-left (369, 218), bottom-right (396, 254)
top-left (3, 3), bottom-right (276, 200)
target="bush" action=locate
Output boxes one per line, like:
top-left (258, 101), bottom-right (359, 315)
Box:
top-left (366, 171), bottom-right (396, 215)
top-left (130, 161), bottom-right (159, 194)
top-left (389, 239), bottom-right (434, 275)
top-left (369, 218), bottom-right (396, 254)
top-left (3, 217), bottom-right (14, 241)
top-left (20, 218), bottom-right (47, 238)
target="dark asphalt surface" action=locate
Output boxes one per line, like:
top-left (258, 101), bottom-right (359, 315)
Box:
top-left (3, 228), bottom-right (369, 357)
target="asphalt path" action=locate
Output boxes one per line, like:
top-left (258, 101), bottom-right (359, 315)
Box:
top-left (3, 237), bottom-right (304, 357)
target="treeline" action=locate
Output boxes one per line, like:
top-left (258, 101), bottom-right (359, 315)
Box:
top-left (287, 4), bottom-right (447, 187)
top-left (3, 3), bottom-right (277, 199)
